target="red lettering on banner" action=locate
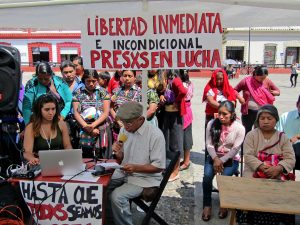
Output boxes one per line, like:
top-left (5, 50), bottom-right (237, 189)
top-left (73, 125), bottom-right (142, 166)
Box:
top-left (154, 13), bottom-right (222, 34)
top-left (95, 16), bottom-right (99, 35)
top-left (213, 13), bottom-right (222, 33)
top-left (100, 18), bottom-right (108, 35)
top-left (160, 51), bottom-right (172, 67)
top-left (151, 51), bottom-right (159, 68)
top-left (90, 50), bottom-right (100, 68)
top-left (113, 50), bottom-right (122, 69)
top-left (139, 51), bottom-right (149, 69)
top-left (27, 203), bottom-right (68, 221)
top-left (194, 50), bottom-right (201, 67)
top-left (115, 18), bottom-right (125, 35)
top-left (176, 50), bottom-right (221, 68)
top-left (130, 52), bottom-right (140, 68)
top-left (153, 16), bottom-right (157, 34)
top-left (122, 51), bottom-right (131, 68)
top-left (129, 17), bottom-right (137, 35)
top-left (202, 50), bottom-right (210, 67)
top-left (101, 50), bottom-right (113, 68)
top-left (89, 49), bottom-right (221, 69)
top-left (123, 18), bottom-right (131, 35)
top-left (158, 15), bottom-right (168, 34)
top-left (87, 18), bottom-right (94, 35)
top-left (186, 13), bottom-right (195, 33)
top-left (211, 49), bottom-right (221, 67)
top-left (109, 18), bottom-right (116, 35)
top-left (198, 13), bottom-right (208, 33)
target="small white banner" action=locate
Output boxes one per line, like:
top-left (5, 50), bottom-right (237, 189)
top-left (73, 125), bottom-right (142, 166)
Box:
top-left (19, 181), bottom-right (103, 225)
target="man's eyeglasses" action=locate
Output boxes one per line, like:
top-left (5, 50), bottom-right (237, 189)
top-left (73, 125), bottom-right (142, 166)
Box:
top-left (121, 117), bottom-right (141, 127)
top-left (122, 120), bottom-right (134, 127)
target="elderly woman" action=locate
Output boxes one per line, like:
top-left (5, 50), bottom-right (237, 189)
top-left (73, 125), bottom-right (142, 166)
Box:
top-left (73, 69), bottom-right (111, 158)
top-left (244, 104), bottom-right (295, 179)
top-left (235, 66), bottom-right (280, 134)
top-left (241, 104), bottom-right (295, 224)
top-left (23, 62), bottom-right (72, 125)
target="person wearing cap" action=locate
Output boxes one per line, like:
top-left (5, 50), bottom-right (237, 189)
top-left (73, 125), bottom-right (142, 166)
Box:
top-left (243, 104), bottom-right (295, 178)
top-left (106, 101), bottom-right (166, 225)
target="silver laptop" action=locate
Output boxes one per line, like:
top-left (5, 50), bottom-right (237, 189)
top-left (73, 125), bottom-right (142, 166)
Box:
top-left (39, 149), bottom-right (84, 177)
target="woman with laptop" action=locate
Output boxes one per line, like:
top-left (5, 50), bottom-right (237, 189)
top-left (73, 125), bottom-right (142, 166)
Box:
top-left (23, 94), bottom-right (72, 165)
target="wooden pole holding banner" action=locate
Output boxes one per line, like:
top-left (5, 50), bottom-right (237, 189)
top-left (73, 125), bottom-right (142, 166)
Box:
top-left (142, 70), bottom-right (148, 117)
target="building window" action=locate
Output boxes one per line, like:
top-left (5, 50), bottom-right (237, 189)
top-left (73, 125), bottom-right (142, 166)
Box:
top-left (28, 43), bottom-right (52, 66)
top-left (264, 45), bottom-right (277, 66)
top-left (32, 47), bottom-right (50, 65)
top-left (60, 48), bottom-right (78, 61)
top-left (226, 46), bottom-right (244, 61)
top-left (285, 47), bottom-right (299, 65)
top-left (56, 42), bottom-right (81, 64)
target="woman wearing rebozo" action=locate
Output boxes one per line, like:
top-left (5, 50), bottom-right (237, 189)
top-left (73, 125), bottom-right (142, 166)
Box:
top-left (73, 69), bottom-right (111, 158)
top-left (234, 66), bottom-right (280, 134)
top-left (23, 94), bottom-right (72, 165)
top-left (243, 104), bottom-right (295, 180)
top-left (241, 104), bottom-right (295, 224)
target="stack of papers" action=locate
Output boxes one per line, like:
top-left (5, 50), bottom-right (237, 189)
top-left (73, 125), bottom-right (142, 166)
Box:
top-left (97, 162), bottom-right (122, 170)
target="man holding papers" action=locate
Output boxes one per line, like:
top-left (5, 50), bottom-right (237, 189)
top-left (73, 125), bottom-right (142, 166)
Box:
top-left (106, 101), bottom-right (166, 225)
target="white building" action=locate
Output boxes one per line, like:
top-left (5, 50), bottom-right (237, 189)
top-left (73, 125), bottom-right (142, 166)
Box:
top-left (223, 26), bottom-right (300, 66)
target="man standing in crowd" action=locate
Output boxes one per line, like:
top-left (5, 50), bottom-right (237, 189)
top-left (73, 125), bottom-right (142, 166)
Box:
top-left (276, 95), bottom-right (300, 169)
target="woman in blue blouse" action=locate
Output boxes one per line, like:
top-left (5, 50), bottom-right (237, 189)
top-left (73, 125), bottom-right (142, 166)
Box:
top-left (22, 62), bottom-right (72, 124)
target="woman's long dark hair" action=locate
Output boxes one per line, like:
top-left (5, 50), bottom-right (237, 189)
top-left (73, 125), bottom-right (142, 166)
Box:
top-left (30, 94), bottom-right (60, 137)
top-left (210, 101), bottom-right (236, 149)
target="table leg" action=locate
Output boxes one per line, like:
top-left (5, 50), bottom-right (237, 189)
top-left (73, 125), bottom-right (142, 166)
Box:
top-left (229, 209), bottom-right (236, 225)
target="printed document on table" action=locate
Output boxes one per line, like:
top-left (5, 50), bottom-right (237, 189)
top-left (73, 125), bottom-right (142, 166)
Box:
top-left (97, 162), bottom-right (122, 169)
top-left (61, 171), bottom-right (99, 182)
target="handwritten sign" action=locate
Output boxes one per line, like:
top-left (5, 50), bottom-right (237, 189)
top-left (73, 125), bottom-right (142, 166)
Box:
top-left (82, 11), bottom-right (222, 70)
top-left (19, 181), bottom-right (103, 225)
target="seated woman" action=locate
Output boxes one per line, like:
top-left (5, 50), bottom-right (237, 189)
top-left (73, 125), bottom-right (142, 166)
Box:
top-left (241, 104), bottom-right (295, 224)
top-left (73, 69), bottom-right (111, 158)
top-left (244, 104), bottom-right (295, 178)
top-left (23, 94), bottom-right (72, 165)
top-left (202, 101), bottom-right (245, 221)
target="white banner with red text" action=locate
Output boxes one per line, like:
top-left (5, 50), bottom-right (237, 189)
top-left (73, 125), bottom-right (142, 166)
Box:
top-left (81, 11), bottom-right (222, 70)
top-left (19, 180), bottom-right (103, 225)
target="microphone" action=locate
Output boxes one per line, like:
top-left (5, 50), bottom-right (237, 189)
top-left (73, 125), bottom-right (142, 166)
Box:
top-left (118, 133), bottom-right (128, 144)
top-left (113, 133), bottom-right (128, 159)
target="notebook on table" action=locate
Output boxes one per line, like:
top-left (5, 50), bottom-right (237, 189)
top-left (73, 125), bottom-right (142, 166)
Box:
top-left (39, 149), bottom-right (85, 177)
